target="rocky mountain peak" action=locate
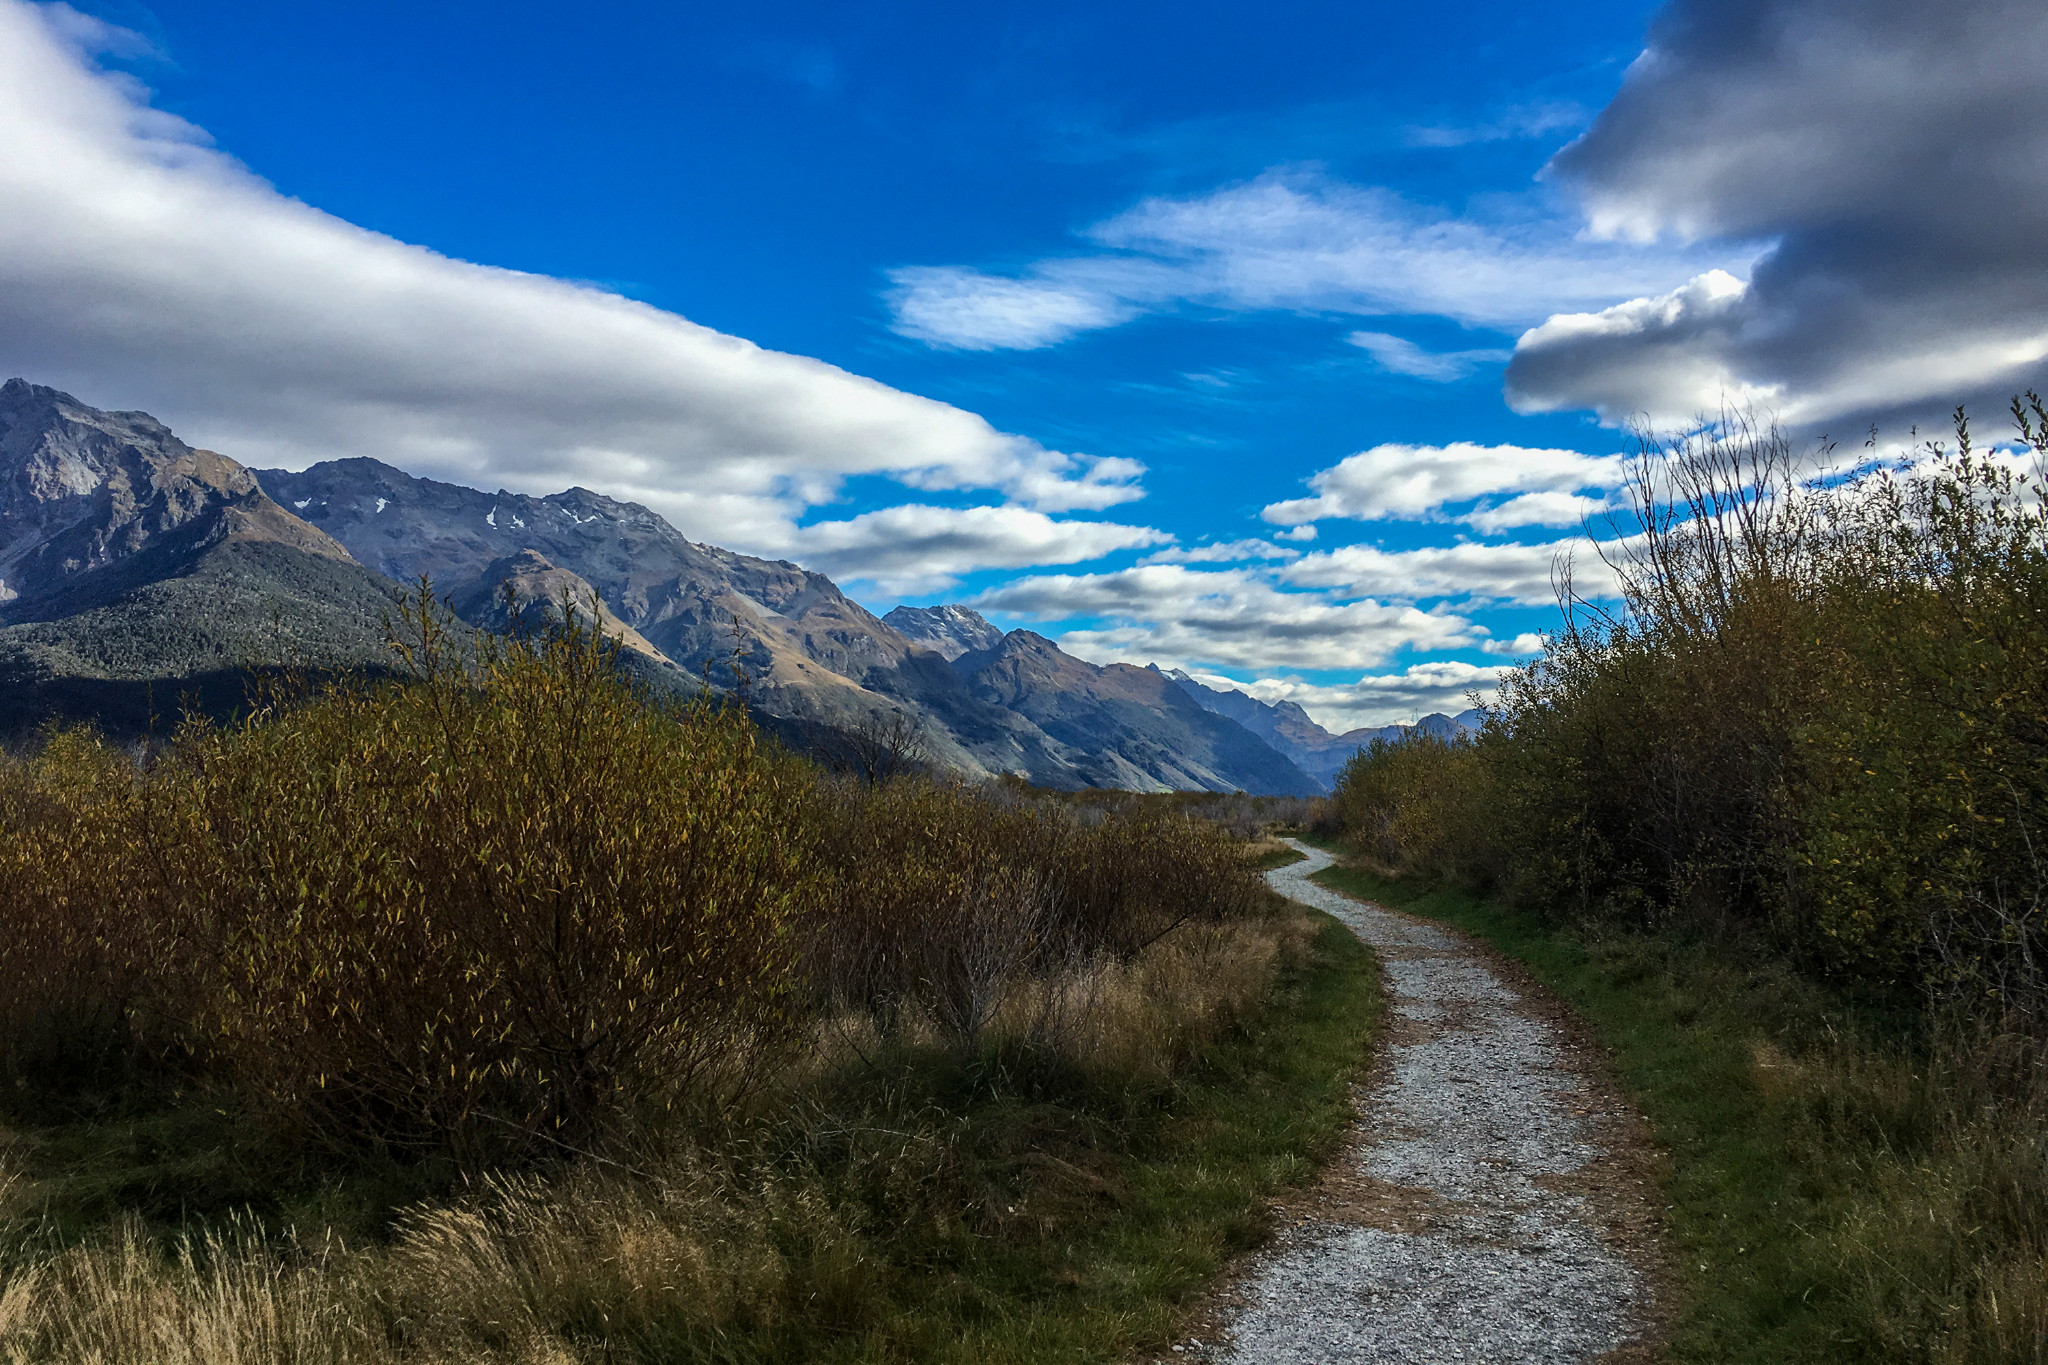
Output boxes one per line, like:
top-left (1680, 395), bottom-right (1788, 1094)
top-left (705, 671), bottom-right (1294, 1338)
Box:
top-left (883, 603), bottom-right (1006, 661)
top-left (0, 379), bottom-right (354, 618)
top-left (448, 549), bottom-right (671, 662)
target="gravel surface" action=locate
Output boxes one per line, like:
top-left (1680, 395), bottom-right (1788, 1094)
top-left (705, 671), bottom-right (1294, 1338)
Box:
top-left (1205, 842), bottom-right (1655, 1364)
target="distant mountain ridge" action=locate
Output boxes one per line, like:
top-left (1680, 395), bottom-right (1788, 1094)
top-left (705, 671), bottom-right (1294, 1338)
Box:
top-left (1161, 667), bottom-right (1485, 790)
top-left (0, 378), bottom-right (1332, 795)
top-left (252, 451), bottom-right (1320, 794)
top-left (951, 631), bottom-right (1317, 794)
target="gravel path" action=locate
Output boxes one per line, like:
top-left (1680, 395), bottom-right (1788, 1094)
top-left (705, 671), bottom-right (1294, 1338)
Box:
top-left (1199, 841), bottom-right (1660, 1364)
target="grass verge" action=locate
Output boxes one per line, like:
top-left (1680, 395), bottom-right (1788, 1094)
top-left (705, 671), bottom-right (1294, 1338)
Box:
top-left (1245, 845), bottom-right (1309, 873)
top-left (1311, 858), bottom-right (2048, 1364)
top-left (836, 906), bottom-right (1381, 1364)
top-left (0, 905), bottom-right (1380, 1364)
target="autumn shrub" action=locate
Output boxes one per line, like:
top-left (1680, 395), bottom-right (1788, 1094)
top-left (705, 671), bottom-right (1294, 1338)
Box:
top-left (1326, 732), bottom-right (1495, 886)
top-left (1333, 400), bottom-right (2048, 1010)
top-left (1788, 440), bottom-right (2048, 1006)
top-left (134, 594), bottom-right (822, 1162)
top-left (0, 728), bottom-right (171, 1095)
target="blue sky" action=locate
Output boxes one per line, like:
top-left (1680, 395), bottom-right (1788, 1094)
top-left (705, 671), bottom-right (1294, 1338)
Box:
top-left (3, 0), bottom-right (2042, 729)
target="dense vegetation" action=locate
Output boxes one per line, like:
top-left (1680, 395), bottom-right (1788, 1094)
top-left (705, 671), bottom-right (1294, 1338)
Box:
top-left (1320, 400), bottom-right (2048, 1362)
top-left (0, 594), bottom-right (1375, 1362)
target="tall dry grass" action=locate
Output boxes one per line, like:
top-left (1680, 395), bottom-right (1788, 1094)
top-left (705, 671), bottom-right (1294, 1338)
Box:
top-left (0, 583), bottom-right (1296, 1363)
top-left (0, 910), bottom-right (1302, 1364)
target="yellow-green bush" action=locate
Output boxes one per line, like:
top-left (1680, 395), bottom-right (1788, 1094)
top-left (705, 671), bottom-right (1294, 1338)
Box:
top-left (149, 597), bottom-right (820, 1160)
top-left (1326, 733), bottom-right (1495, 886)
top-left (0, 728), bottom-right (165, 1092)
top-left (1333, 401), bottom-right (2048, 1011)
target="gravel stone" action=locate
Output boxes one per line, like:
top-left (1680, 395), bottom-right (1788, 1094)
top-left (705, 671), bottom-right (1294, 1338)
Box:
top-left (1212, 842), bottom-right (1653, 1364)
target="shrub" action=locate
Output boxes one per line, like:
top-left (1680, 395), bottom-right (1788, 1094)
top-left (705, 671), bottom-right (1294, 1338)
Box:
top-left (0, 587), bottom-right (1281, 1166)
top-left (1326, 732), bottom-right (1495, 887)
top-left (1328, 397), bottom-right (2048, 1012)
top-left (144, 594), bottom-right (821, 1161)
top-left (0, 728), bottom-right (168, 1095)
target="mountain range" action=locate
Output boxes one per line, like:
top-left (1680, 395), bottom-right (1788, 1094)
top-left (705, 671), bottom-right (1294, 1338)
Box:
top-left (1162, 669), bottom-right (1485, 789)
top-left (0, 379), bottom-right (1479, 790)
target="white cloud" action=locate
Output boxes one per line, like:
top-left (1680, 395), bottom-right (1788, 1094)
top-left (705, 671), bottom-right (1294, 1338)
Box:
top-left (1461, 491), bottom-right (1616, 534)
top-left (1281, 537), bottom-right (1620, 607)
top-left (883, 267), bottom-right (1137, 351)
top-left (968, 564), bottom-right (1476, 671)
top-left (1481, 632), bottom-right (1546, 656)
top-left (1137, 538), bottom-right (1302, 565)
top-left (1513, 0), bottom-right (2048, 432)
top-left (1346, 331), bottom-right (1511, 381)
top-left (1506, 269), bottom-right (1778, 424)
top-left (887, 171), bottom-right (1751, 351)
top-left (0, 0), bottom-right (1139, 569)
top-left (1261, 442), bottom-right (1626, 528)
top-left (1214, 663), bottom-right (1510, 732)
top-left (905, 450), bottom-right (1145, 515)
top-left (785, 505), bottom-right (1169, 595)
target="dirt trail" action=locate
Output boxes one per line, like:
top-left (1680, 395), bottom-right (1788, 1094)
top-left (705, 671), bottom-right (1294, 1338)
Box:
top-left (1193, 841), bottom-right (1664, 1364)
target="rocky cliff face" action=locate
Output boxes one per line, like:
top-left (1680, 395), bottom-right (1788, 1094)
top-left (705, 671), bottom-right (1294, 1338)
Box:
top-left (0, 379), bottom-right (355, 621)
top-left (883, 604), bottom-right (1005, 661)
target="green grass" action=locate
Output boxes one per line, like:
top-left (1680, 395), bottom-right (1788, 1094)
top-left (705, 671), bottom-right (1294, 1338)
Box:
top-left (1307, 859), bottom-right (2048, 1364)
top-left (0, 908), bottom-right (1383, 1365)
top-left (755, 909), bottom-right (1382, 1363)
top-left (1245, 846), bottom-right (1309, 872)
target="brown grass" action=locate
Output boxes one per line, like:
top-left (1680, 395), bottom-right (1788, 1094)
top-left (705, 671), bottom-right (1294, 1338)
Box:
top-left (0, 908), bottom-right (1318, 1364)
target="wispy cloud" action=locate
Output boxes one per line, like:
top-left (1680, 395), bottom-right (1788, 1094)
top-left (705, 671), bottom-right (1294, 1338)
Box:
top-left (1137, 538), bottom-right (1302, 565)
top-left (886, 170), bottom-right (1750, 351)
top-left (1280, 537), bottom-right (1613, 608)
top-left (1346, 331), bottom-right (1511, 381)
top-left (970, 564), bottom-right (1477, 671)
top-left (786, 505), bottom-right (1168, 596)
top-left (1402, 102), bottom-right (1587, 149)
top-left (885, 267), bottom-right (1139, 351)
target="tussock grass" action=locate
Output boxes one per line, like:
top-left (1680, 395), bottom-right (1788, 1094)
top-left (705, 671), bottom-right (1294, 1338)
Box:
top-left (0, 909), bottom-right (1377, 1364)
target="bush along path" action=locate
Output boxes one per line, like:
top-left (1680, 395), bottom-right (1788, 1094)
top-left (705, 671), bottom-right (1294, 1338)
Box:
top-left (1197, 841), bottom-right (1666, 1363)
